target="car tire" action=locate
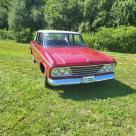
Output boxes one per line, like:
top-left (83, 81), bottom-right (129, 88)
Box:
top-left (32, 56), bottom-right (36, 63)
top-left (44, 76), bottom-right (50, 88)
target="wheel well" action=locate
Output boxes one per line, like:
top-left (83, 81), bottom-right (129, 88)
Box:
top-left (30, 47), bottom-right (32, 54)
top-left (40, 63), bottom-right (45, 73)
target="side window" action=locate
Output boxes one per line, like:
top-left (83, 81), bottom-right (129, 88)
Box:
top-left (34, 32), bottom-right (37, 41)
top-left (68, 34), bottom-right (74, 45)
top-left (74, 34), bottom-right (84, 45)
top-left (35, 33), bottom-right (39, 42)
top-left (36, 33), bottom-right (44, 46)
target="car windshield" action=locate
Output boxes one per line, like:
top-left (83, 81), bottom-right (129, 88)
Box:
top-left (44, 33), bottom-right (85, 47)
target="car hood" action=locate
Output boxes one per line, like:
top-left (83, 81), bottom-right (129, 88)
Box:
top-left (44, 47), bottom-right (115, 66)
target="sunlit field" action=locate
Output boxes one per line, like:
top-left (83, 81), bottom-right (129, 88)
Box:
top-left (0, 40), bottom-right (136, 136)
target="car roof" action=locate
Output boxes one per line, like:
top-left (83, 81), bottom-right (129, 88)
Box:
top-left (37, 30), bottom-right (81, 34)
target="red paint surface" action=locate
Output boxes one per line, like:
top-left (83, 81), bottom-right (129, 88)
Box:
top-left (31, 40), bottom-right (116, 78)
top-left (44, 47), bottom-right (115, 67)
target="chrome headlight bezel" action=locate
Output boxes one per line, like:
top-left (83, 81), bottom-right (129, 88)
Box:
top-left (99, 64), bottom-right (115, 73)
top-left (51, 67), bottom-right (72, 77)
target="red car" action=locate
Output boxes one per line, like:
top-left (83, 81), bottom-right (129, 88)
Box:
top-left (30, 30), bottom-right (116, 87)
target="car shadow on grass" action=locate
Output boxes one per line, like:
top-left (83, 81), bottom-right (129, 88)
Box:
top-left (50, 79), bottom-right (136, 101)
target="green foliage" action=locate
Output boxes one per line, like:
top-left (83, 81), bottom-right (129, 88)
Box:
top-left (83, 26), bottom-right (136, 53)
top-left (8, 0), bottom-right (28, 31)
top-left (8, 0), bottom-right (46, 31)
top-left (108, 0), bottom-right (136, 27)
top-left (79, 0), bottom-right (114, 32)
top-left (0, 7), bottom-right (8, 28)
top-left (8, 0), bottom-right (45, 42)
top-left (28, 0), bottom-right (46, 31)
top-left (0, 0), bottom-right (11, 29)
top-left (0, 0), bottom-right (11, 7)
top-left (45, 0), bottom-right (83, 30)
top-left (14, 28), bottom-right (32, 43)
top-left (0, 0), bottom-right (136, 44)
top-left (66, 0), bottom-right (84, 31)
top-left (0, 29), bottom-right (14, 40)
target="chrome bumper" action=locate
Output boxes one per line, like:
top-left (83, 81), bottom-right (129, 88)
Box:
top-left (47, 73), bottom-right (115, 86)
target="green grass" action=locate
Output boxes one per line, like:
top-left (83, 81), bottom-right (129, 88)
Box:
top-left (0, 40), bottom-right (136, 136)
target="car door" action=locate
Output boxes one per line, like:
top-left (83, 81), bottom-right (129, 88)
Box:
top-left (35, 32), bottom-right (45, 64)
top-left (31, 32), bottom-right (39, 59)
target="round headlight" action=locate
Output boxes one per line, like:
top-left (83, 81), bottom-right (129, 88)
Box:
top-left (59, 68), bottom-right (66, 74)
top-left (52, 68), bottom-right (59, 75)
top-left (51, 67), bottom-right (72, 77)
top-left (108, 65), bottom-right (114, 71)
top-left (99, 64), bottom-right (114, 73)
top-left (103, 65), bottom-right (108, 70)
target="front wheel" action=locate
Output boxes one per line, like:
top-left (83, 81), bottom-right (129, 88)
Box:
top-left (44, 76), bottom-right (50, 88)
top-left (32, 55), bottom-right (36, 63)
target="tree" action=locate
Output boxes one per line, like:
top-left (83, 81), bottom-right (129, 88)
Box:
top-left (8, 0), bottom-right (46, 42)
top-left (65, 0), bottom-right (84, 31)
top-left (0, 7), bottom-right (8, 29)
top-left (79, 0), bottom-right (115, 32)
top-left (45, 0), bottom-right (83, 31)
top-left (8, 0), bottom-right (28, 31)
top-left (8, 0), bottom-right (46, 31)
top-left (0, 0), bottom-right (11, 29)
top-left (108, 0), bottom-right (136, 27)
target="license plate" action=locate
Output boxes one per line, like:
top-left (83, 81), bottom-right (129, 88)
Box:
top-left (82, 76), bottom-right (95, 83)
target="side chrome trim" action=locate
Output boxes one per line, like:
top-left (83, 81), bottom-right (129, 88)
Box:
top-left (31, 45), bottom-right (51, 66)
top-left (47, 73), bottom-right (115, 86)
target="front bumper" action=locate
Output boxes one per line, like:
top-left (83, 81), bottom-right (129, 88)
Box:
top-left (47, 73), bottom-right (115, 86)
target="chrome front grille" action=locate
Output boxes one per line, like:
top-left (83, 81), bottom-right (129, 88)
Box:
top-left (70, 65), bottom-right (104, 76)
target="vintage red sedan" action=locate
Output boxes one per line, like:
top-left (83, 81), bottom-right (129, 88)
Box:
top-left (30, 30), bottom-right (116, 87)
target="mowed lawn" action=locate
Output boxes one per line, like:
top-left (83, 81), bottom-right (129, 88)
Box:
top-left (0, 40), bottom-right (136, 136)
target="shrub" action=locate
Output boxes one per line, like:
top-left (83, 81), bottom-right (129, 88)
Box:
top-left (0, 28), bottom-right (33, 43)
top-left (83, 26), bottom-right (136, 53)
top-left (0, 29), bottom-right (14, 40)
top-left (14, 28), bottom-right (32, 43)
top-left (0, 7), bottom-right (8, 29)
